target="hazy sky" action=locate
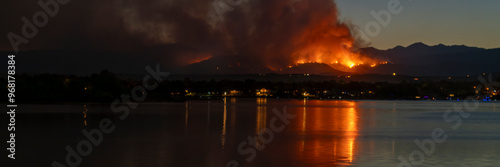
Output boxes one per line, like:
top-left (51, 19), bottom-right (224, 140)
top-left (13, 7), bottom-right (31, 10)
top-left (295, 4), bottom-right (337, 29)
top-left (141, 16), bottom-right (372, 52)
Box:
top-left (336, 0), bottom-right (500, 49)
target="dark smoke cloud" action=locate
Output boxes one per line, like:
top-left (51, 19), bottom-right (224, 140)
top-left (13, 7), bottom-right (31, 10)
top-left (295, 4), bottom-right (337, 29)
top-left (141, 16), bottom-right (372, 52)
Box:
top-left (0, 0), bottom-right (146, 52)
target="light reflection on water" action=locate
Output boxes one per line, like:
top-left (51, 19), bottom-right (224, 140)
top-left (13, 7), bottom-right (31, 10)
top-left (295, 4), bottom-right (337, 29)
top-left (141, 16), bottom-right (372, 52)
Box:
top-left (14, 100), bottom-right (500, 166)
top-left (293, 100), bottom-right (359, 166)
top-left (83, 104), bottom-right (88, 126)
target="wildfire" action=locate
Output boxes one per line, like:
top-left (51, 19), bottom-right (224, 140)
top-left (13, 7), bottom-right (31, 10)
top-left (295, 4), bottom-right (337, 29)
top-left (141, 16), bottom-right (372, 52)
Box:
top-left (184, 0), bottom-right (387, 73)
top-left (293, 50), bottom-right (381, 70)
top-left (186, 54), bottom-right (213, 64)
top-left (283, 0), bottom-right (382, 72)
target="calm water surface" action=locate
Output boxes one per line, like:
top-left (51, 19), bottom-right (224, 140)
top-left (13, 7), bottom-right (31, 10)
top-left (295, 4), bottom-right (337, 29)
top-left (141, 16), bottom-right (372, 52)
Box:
top-left (13, 99), bottom-right (500, 166)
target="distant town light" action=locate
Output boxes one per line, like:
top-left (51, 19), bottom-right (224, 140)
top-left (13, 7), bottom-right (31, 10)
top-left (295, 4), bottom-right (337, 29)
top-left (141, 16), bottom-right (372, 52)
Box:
top-left (256, 88), bottom-right (269, 96)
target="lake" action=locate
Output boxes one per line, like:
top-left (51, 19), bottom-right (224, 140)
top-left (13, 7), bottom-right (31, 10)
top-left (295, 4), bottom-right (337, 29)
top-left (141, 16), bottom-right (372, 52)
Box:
top-left (11, 99), bottom-right (500, 166)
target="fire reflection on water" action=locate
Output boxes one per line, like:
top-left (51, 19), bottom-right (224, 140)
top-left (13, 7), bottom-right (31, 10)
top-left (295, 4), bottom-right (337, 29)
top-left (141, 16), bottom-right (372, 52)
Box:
top-left (296, 100), bottom-right (359, 165)
top-left (215, 98), bottom-right (358, 165)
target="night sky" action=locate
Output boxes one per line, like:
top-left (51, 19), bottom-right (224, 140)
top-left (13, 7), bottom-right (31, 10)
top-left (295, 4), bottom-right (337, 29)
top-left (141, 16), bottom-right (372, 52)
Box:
top-left (336, 0), bottom-right (500, 49)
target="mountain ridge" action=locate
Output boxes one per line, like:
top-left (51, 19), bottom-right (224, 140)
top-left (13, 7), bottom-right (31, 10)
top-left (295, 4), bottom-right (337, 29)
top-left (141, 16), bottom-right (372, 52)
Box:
top-left (1, 42), bottom-right (499, 77)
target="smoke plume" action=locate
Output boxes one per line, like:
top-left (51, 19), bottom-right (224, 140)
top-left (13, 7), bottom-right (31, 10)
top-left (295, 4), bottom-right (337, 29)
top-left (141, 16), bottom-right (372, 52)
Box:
top-left (117, 0), bottom-right (378, 70)
top-left (0, 0), bottom-right (379, 71)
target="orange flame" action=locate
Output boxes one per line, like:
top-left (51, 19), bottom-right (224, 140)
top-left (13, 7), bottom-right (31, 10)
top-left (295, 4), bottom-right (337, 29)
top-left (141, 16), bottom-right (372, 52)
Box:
top-left (293, 49), bottom-right (380, 71)
top-left (186, 54), bottom-right (213, 64)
